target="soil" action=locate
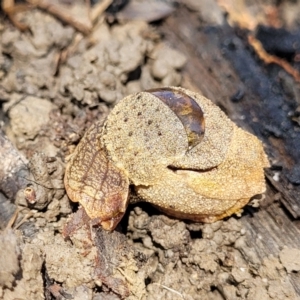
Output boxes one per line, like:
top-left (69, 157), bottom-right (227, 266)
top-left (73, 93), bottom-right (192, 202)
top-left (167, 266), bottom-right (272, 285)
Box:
top-left (1, 1), bottom-right (300, 299)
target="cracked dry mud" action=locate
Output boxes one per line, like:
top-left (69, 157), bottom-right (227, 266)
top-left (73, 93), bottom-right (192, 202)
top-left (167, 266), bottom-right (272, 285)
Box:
top-left (0, 5), bottom-right (298, 300)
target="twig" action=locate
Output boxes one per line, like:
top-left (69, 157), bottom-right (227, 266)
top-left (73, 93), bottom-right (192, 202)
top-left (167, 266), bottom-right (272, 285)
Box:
top-left (91, 0), bottom-right (113, 24)
top-left (26, 0), bottom-right (92, 35)
top-left (248, 34), bottom-right (300, 83)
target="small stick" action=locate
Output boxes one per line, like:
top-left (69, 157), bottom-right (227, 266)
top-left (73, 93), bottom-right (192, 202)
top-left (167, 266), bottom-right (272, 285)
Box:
top-left (248, 34), bottom-right (300, 83)
top-left (26, 0), bottom-right (92, 35)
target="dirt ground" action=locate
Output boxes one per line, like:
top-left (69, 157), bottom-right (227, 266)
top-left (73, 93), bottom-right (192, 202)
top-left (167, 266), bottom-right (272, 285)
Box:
top-left (1, 0), bottom-right (300, 299)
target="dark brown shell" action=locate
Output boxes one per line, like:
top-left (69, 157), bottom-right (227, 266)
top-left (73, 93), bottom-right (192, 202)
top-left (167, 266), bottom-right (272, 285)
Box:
top-left (148, 88), bottom-right (205, 150)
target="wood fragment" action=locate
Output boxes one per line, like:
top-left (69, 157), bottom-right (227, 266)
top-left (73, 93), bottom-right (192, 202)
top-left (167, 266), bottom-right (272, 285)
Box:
top-left (248, 34), bottom-right (300, 83)
top-left (90, 0), bottom-right (112, 23)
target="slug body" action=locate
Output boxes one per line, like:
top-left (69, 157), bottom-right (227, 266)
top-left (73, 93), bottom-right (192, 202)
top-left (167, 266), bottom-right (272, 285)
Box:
top-left (64, 87), bottom-right (269, 230)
